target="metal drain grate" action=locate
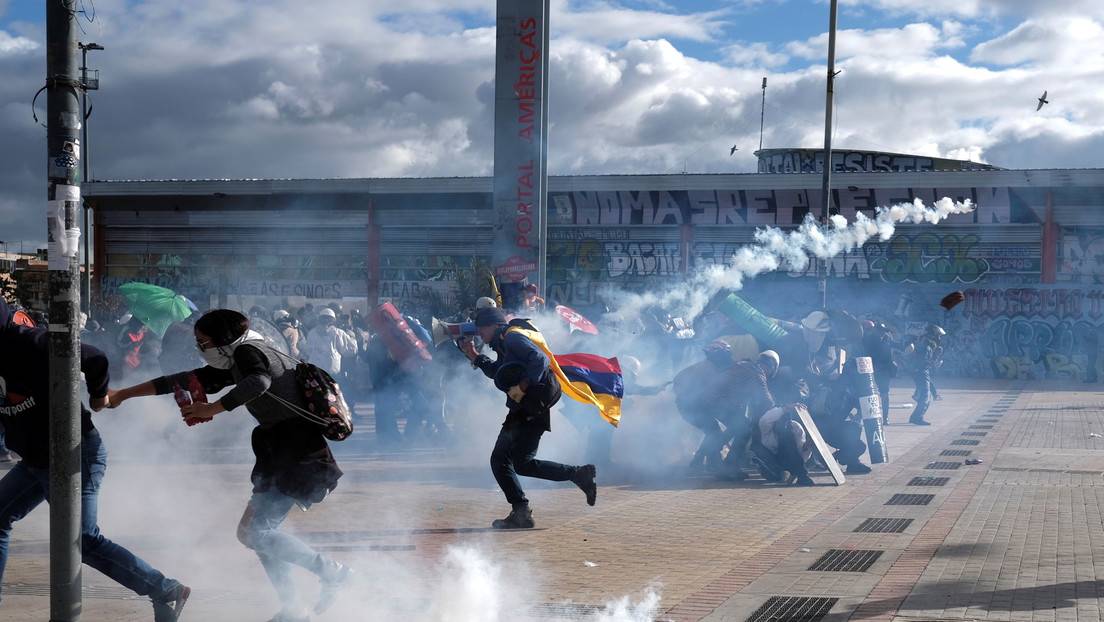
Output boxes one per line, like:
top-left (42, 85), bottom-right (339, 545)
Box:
top-left (941, 449), bottom-right (972, 457)
top-left (909, 476), bottom-right (950, 486)
top-left (926, 462), bottom-right (962, 470)
top-left (746, 596), bottom-right (839, 622)
top-left (970, 425), bottom-right (994, 429)
top-left (962, 431), bottom-right (987, 437)
top-left (886, 493), bottom-right (934, 505)
top-left (854, 518), bottom-right (913, 533)
top-left (952, 439), bottom-right (980, 446)
top-left (808, 549), bottom-right (883, 572)
top-left (530, 603), bottom-right (603, 619)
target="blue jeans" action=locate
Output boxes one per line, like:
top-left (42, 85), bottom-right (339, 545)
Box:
top-left (911, 368), bottom-right (932, 422)
top-left (0, 430), bottom-right (178, 603)
top-left (237, 490), bottom-right (331, 607)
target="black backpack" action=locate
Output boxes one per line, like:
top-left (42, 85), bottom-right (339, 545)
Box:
top-left (265, 349), bottom-right (354, 442)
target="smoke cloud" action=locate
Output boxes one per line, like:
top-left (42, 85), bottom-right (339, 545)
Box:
top-left (607, 197), bottom-right (975, 325)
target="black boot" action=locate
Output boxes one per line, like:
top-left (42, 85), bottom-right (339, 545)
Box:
top-left (573, 464), bottom-right (598, 506)
top-left (909, 416), bottom-right (931, 426)
top-left (492, 503), bottom-right (535, 529)
top-left (152, 583), bottom-right (191, 622)
top-left (846, 462), bottom-right (872, 475)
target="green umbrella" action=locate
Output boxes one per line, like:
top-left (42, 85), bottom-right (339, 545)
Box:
top-left (118, 282), bottom-right (196, 337)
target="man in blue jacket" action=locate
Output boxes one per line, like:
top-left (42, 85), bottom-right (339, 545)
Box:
top-left (463, 307), bottom-right (597, 529)
top-left (0, 301), bottom-right (190, 620)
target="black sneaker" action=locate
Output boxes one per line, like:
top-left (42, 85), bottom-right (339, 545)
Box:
top-left (846, 462), bottom-right (872, 475)
top-left (492, 504), bottom-right (535, 529)
top-left (794, 474), bottom-right (816, 486)
top-left (315, 561), bottom-right (353, 614)
top-left (909, 418), bottom-right (931, 426)
top-left (573, 464), bottom-right (598, 506)
top-left (152, 583), bottom-right (191, 622)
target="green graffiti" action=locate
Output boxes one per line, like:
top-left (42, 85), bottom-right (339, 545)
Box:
top-left (871, 233), bottom-right (990, 284)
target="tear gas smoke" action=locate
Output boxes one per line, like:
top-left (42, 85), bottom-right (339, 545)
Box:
top-left (607, 197), bottom-right (975, 326)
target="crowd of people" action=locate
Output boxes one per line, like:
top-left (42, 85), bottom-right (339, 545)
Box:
top-left (0, 286), bottom-right (948, 621)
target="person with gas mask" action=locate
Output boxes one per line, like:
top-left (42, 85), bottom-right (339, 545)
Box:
top-left (461, 307), bottom-right (597, 530)
top-left (0, 300), bottom-right (191, 621)
top-left (108, 309), bottom-right (349, 622)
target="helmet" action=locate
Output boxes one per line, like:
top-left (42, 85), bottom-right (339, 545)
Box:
top-left (621, 356), bottom-right (642, 377)
top-left (272, 309), bottom-right (290, 322)
top-left (319, 308), bottom-right (337, 320)
top-left (475, 297), bottom-right (498, 310)
top-left (861, 319), bottom-right (875, 332)
top-left (759, 350), bottom-right (781, 376)
top-left (703, 339), bottom-right (733, 367)
top-left (927, 324), bottom-right (946, 337)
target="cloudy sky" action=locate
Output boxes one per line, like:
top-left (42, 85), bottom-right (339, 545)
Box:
top-left (1, 0), bottom-right (1102, 247)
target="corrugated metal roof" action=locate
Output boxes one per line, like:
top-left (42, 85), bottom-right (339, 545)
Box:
top-left (83, 168), bottom-right (1104, 198)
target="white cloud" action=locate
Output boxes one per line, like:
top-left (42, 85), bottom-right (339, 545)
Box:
top-left (971, 17), bottom-right (1104, 66)
top-left (724, 41), bottom-right (788, 68)
top-left (0, 30), bottom-right (36, 56)
top-left (787, 21), bottom-right (966, 61)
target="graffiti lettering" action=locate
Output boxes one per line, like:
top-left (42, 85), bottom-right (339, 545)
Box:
top-left (550, 187), bottom-right (1014, 226)
top-left (868, 233), bottom-right (989, 284)
top-left (606, 242), bottom-right (682, 278)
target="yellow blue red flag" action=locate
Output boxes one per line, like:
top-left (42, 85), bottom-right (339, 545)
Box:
top-left (506, 326), bottom-right (623, 427)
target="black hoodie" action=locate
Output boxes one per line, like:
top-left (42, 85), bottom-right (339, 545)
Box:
top-left (0, 304), bottom-right (104, 467)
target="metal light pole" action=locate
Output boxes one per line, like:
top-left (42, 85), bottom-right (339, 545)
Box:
top-left (47, 2), bottom-right (84, 620)
top-left (78, 42), bottom-right (101, 315)
top-left (818, 0), bottom-right (838, 309)
top-left (758, 76), bottom-right (767, 152)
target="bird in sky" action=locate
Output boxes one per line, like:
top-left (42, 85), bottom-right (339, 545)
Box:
top-left (1036, 91), bottom-right (1049, 111)
top-left (729, 145), bottom-right (739, 156)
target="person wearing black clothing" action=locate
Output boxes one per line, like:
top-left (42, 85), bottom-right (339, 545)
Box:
top-left (861, 322), bottom-right (896, 425)
top-left (462, 308), bottom-right (597, 530)
top-left (0, 300), bottom-right (190, 621)
top-left (110, 309), bottom-right (349, 622)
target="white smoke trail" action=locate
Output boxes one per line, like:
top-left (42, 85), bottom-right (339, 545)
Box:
top-left (607, 197), bottom-right (975, 324)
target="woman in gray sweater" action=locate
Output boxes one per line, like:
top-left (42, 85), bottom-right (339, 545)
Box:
top-left (110, 309), bottom-right (349, 622)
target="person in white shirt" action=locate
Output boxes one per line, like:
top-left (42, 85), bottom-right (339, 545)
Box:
top-left (303, 308), bottom-right (357, 374)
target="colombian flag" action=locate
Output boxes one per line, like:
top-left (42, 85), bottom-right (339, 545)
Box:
top-left (506, 327), bottom-right (624, 427)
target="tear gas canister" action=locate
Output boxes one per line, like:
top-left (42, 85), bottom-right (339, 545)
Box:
top-left (854, 356), bottom-right (887, 464)
top-left (715, 294), bottom-right (789, 347)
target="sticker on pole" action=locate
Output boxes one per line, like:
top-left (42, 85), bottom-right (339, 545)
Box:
top-left (495, 256), bottom-right (537, 283)
top-left (46, 184), bottom-right (81, 270)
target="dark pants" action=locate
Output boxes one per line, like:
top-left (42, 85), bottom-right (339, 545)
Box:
top-left (0, 430), bottom-right (178, 603)
top-left (722, 413), bottom-right (753, 467)
top-left (875, 374), bottom-right (891, 422)
top-left (911, 368), bottom-right (932, 422)
top-left (772, 415), bottom-right (809, 479)
top-left (373, 384), bottom-right (403, 444)
top-left (815, 416), bottom-right (867, 466)
top-left (490, 419), bottom-right (578, 505)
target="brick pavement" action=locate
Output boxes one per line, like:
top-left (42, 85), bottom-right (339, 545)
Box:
top-left (3, 381), bottom-right (1103, 621)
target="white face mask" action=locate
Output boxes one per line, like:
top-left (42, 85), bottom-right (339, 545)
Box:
top-left (198, 330), bottom-right (262, 370)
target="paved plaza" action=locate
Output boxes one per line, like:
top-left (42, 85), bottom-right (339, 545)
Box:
top-left (4, 380), bottom-right (1104, 621)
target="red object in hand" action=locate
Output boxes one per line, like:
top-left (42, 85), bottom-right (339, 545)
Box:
top-left (175, 373), bottom-right (211, 426)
